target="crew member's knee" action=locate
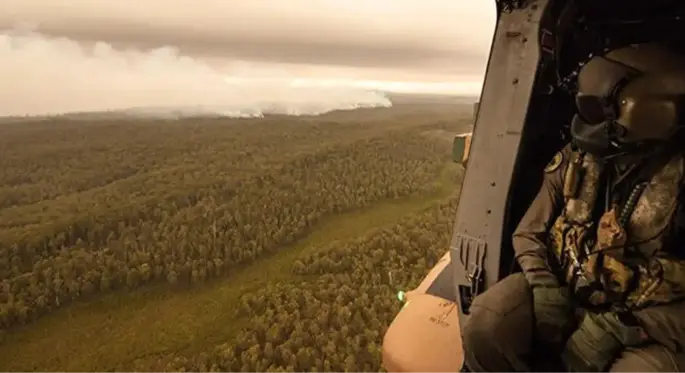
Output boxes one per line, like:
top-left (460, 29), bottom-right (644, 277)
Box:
top-left (610, 344), bottom-right (685, 372)
top-left (462, 305), bottom-right (499, 359)
top-left (462, 273), bottom-right (533, 371)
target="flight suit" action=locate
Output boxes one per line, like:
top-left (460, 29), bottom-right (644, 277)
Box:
top-left (462, 143), bottom-right (685, 372)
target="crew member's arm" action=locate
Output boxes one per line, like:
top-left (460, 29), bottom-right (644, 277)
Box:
top-left (631, 185), bottom-right (685, 352)
top-left (563, 164), bottom-right (685, 371)
top-left (512, 145), bottom-right (570, 288)
top-left (562, 242), bottom-right (685, 366)
top-left (634, 293), bottom-right (685, 352)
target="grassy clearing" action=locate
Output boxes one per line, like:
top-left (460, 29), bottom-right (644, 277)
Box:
top-left (0, 163), bottom-right (461, 372)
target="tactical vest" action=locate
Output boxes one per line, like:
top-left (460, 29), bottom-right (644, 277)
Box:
top-left (549, 148), bottom-right (685, 310)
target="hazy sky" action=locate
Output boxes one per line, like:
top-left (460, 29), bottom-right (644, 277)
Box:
top-left (1, 1), bottom-right (497, 116)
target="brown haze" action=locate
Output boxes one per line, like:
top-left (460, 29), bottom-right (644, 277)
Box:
top-left (1, 0), bottom-right (496, 117)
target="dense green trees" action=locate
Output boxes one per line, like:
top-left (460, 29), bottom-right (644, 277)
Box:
top-left (0, 111), bottom-right (457, 331)
top-left (0, 104), bottom-right (470, 372)
top-left (166, 195), bottom-right (459, 372)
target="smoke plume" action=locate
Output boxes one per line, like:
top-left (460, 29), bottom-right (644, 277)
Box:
top-left (0, 28), bottom-right (393, 118)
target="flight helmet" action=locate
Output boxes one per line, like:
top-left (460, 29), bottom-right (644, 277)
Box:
top-left (570, 42), bottom-right (685, 156)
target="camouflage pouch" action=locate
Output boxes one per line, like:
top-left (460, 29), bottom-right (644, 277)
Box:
top-left (549, 216), bottom-right (569, 265)
top-left (630, 257), bottom-right (685, 308)
top-left (597, 208), bottom-right (627, 253)
top-left (572, 208), bottom-right (634, 306)
top-left (598, 209), bottom-right (635, 295)
top-left (563, 225), bottom-right (586, 285)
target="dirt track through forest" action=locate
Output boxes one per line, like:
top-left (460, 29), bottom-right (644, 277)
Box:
top-left (0, 162), bottom-right (462, 371)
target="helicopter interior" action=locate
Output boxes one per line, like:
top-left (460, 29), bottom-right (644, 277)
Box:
top-left (380, 3), bottom-right (685, 372)
top-left (497, 0), bottom-right (685, 279)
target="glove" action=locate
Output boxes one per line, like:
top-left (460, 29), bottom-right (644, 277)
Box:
top-left (562, 312), bottom-right (648, 372)
top-left (532, 286), bottom-right (575, 346)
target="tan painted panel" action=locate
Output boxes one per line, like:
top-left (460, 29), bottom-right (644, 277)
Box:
top-left (463, 134), bottom-right (472, 164)
top-left (454, 133), bottom-right (473, 165)
top-left (382, 293), bottom-right (463, 372)
top-left (383, 252), bottom-right (463, 372)
top-left (412, 251), bottom-right (451, 296)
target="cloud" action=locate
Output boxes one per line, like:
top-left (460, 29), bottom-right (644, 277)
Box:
top-left (0, 29), bottom-right (395, 117)
top-left (0, 1), bottom-right (495, 116)
top-left (0, 0), bottom-right (496, 76)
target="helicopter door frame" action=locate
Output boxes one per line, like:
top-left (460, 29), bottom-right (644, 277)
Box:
top-left (450, 0), bottom-right (549, 328)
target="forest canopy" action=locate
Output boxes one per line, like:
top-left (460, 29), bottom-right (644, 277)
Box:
top-left (0, 103), bottom-right (470, 371)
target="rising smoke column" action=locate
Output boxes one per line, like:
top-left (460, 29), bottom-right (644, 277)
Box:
top-left (0, 28), bottom-right (392, 118)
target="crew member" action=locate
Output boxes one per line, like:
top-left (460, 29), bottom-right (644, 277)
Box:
top-left (462, 42), bottom-right (685, 372)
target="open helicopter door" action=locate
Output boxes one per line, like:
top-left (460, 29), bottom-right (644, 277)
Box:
top-left (452, 0), bottom-right (546, 324)
top-left (382, 1), bottom-right (548, 371)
